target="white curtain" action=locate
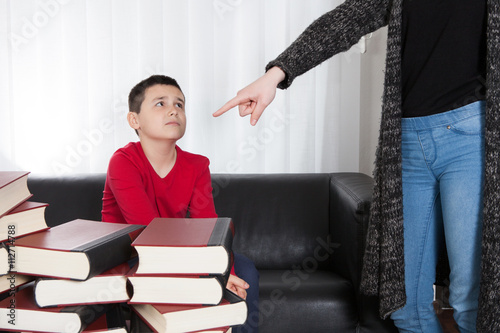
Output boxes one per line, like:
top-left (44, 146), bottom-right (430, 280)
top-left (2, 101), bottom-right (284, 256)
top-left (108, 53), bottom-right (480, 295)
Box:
top-left (0, 0), bottom-right (364, 175)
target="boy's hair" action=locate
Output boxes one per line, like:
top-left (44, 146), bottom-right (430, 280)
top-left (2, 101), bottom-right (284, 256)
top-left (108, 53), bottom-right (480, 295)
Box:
top-left (128, 75), bottom-right (184, 114)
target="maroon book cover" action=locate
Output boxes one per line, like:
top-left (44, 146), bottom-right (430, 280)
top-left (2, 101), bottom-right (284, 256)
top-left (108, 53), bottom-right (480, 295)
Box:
top-left (0, 171), bottom-right (32, 218)
top-left (13, 219), bottom-right (144, 280)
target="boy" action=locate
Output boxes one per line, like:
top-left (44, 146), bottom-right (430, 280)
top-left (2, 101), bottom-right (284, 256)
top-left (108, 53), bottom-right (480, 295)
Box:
top-left (102, 75), bottom-right (259, 332)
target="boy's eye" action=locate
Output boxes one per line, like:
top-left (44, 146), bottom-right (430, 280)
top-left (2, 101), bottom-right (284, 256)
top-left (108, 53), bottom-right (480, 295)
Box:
top-left (176, 102), bottom-right (184, 108)
top-left (155, 101), bottom-right (164, 107)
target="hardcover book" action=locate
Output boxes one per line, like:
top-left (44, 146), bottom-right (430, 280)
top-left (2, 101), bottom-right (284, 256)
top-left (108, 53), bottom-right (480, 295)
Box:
top-left (11, 219), bottom-right (144, 280)
top-left (82, 304), bottom-right (128, 332)
top-left (131, 289), bottom-right (246, 333)
top-left (127, 263), bottom-right (227, 305)
top-left (34, 261), bottom-right (132, 307)
top-left (0, 171), bottom-right (31, 218)
top-left (0, 201), bottom-right (49, 242)
top-left (0, 273), bottom-right (33, 294)
top-left (130, 311), bottom-right (232, 333)
top-left (0, 285), bottom-right (113, 333)
top-left (132, 217), bottom-right (234, 275)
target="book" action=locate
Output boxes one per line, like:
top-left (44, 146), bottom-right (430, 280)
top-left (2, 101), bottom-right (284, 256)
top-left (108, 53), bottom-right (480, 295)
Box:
top-left (11, 219), bottom-right (144, 280)
top-left (0, 171), bottom-right (31, 217)
top-left (0, 201), bottom-right (49, 242)
top-left (0, 245), bottom-right (9, 276)
top-left (0, 273), bottom-right (33, 294)
top-left (128, 263), bottom-right (227, 305)
top-left (130, 311), bottom-right (232, 333)
top-left (82, 304), bottom-right (128, 332)
top-left (34, 262), bottom-right (132, 307)
top-left (0, 285), bottom-right (113, 333)
top-left (130, 289), bottom-right (247, 333)
top-left (132, 217), bottom-right (234, 275)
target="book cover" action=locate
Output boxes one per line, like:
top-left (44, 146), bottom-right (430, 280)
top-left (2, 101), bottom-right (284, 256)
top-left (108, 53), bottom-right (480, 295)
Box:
top-left (132, 217), bottom-right (234, 275)
top-left (34, 261), bottom-right (132, 307)
top-left (0, 201), bottom-right (49, 242)
top-left (0, 285), bottom-right (113, 333)
top-left (130, 289), bottom-right (247, 333)
top-left (127, 263), bottom-right (226, 305)
top-left (11, 219), bottom-right (144, 280)
top-left (83, 304), bottom-right (128, 332)
top-left (0, 171), bottom-right (32, 218)
top-left (0, 244), bottom-right (9, 276)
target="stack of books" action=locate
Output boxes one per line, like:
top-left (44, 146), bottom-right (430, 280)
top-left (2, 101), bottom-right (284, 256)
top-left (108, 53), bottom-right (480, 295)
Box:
top-left (0, 171), bottom-right (144, 332)
top-left (128, 217), bottom-right (247, 333)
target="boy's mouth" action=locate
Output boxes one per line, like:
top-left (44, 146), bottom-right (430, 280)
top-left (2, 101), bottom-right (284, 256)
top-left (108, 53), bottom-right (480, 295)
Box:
top-left (166, 121), bottom-right (180, 126)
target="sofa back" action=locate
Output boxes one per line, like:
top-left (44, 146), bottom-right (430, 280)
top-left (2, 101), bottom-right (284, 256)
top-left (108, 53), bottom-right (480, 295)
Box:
top-left (27, 173), bottom-right (371, 276)
top-left (212, 174), bottom-right (331, 270)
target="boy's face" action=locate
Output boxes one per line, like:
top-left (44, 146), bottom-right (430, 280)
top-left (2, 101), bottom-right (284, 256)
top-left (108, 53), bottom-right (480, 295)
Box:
top-left (129, 84), bottom-right (186, 142)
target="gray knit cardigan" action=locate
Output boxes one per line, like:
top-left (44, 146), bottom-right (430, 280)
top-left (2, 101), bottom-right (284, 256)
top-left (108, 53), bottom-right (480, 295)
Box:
top-left (266, 0), bottom-right (500, 331)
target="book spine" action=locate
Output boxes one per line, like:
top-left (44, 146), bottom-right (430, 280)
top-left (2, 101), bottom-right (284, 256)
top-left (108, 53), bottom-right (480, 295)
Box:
top-left (79, 225), bottom-right (144, 280)
top-left (63, 303), bottom-right (114, 333)
top-left (208, 218), bottom-right (234, 276)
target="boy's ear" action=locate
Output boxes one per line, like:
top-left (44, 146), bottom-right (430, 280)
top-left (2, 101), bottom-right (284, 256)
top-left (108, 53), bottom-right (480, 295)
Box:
top-left (127, 112), bottom-right (140, 130)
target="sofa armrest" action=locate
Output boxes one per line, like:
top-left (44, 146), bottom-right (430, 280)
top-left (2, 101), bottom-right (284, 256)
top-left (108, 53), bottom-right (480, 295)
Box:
top-left (329, 173), bottom-right (398, 332)
top-left (329, 172), bottom-right (373, 288)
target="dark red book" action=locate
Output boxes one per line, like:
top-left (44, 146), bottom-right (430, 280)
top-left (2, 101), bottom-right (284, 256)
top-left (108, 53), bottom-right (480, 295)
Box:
top-left (132, 217), bottom-right (234, 275)
top-left (0, 285), bottom-right (113, 333)
top-left (0, 273), bottom-right (33, 294)
top-left (34, 262), bottom-right (132, 307)
top-left (11, 219), bottom-right (144, 280)
top-left (0, 201), bottom-right (49, 242)
top-left (82, 304), bottom-right (127, 332)
top-left (130, 289), bottom-right (246, 333)
top-left (127, 263), bottom-right (226, 305)
top-left (130, 311), bottom-right (232, 333)
top-left (0, 171), bottom-right (31, 217)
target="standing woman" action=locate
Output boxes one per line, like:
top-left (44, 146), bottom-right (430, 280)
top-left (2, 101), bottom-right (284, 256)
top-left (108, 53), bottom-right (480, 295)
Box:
top-left (214, 0), bottom-right (500, 332)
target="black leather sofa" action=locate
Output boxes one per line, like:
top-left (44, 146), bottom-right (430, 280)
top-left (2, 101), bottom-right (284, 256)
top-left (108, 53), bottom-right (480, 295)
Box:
top-left (27, 173), bottom-right (397, 333)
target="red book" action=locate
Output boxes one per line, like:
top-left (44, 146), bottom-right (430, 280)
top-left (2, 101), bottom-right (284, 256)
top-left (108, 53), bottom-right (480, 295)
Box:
top-left (127, 263), bottom-right (226, 305)
top-left (34, 262), bottom-right (132, 307)
top-left (131, 289), bottom-right (246, 333)
top-left (82, 304), bottom-right (127, 332)
top-left (0, 201), bottom-right (49, 242)
top-left (0, 285), bottom-right (113, 333)
top-left (132, 218), bottom-right (234, 275)
top-left (0, 171), bottom-right (31, 218)
top-left (0, 273), bottom-right (34, 294)
top-left (130, 311), bottom-right (232, 332)
top-left (12, 219), bottom-right (144, 280)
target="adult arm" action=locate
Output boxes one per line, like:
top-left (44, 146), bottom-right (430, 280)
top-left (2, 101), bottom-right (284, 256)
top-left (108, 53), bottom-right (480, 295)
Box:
top-left (214, 0), bottom-right (392, 125)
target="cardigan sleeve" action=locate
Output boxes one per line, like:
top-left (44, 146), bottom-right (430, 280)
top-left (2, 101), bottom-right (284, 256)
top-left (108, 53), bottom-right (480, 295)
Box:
top-left (266, 0), bottom-right (392, 89)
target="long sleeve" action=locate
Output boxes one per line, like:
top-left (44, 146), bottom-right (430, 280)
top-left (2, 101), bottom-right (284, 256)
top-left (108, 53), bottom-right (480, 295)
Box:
top-left (104, 152), bottom-right (159, 225)
top-left (187, 158), bottom-right (217, 219)
top-left (266, 0), bottom-right (392, 89)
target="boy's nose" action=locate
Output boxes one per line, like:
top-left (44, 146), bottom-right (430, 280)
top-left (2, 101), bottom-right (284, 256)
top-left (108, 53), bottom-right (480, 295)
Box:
top-left (168, 107), bottom-right (178, 116)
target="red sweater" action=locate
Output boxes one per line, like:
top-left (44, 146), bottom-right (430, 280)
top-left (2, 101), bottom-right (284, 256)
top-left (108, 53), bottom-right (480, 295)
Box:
top-left (102, 142), bottom-right (217, 225)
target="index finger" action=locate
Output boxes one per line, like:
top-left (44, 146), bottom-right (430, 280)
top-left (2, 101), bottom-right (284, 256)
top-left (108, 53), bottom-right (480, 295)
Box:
top-left (213, 95), bottom-right (251, 117)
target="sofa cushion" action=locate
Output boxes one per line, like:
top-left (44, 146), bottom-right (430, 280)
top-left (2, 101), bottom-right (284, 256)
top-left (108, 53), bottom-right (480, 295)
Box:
top-left (257, 270), bottom-right (358, 332)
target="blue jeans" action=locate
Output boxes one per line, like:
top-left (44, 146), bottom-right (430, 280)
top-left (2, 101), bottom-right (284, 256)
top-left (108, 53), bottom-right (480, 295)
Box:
top-left (390, 101), bottom-right (485, 333)
top-left (233, 252), bottom-right (260, 333)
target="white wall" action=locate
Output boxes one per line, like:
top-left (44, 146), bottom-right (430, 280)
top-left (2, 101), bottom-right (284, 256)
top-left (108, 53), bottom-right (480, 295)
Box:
top-left (359, 27), bottom-right (388, 176)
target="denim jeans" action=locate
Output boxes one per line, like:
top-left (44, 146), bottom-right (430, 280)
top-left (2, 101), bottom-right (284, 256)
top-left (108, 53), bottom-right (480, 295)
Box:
top-left (390, 101), bottom-right (485, 333)
top-left (233, 252), bottom-right (260, 333)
